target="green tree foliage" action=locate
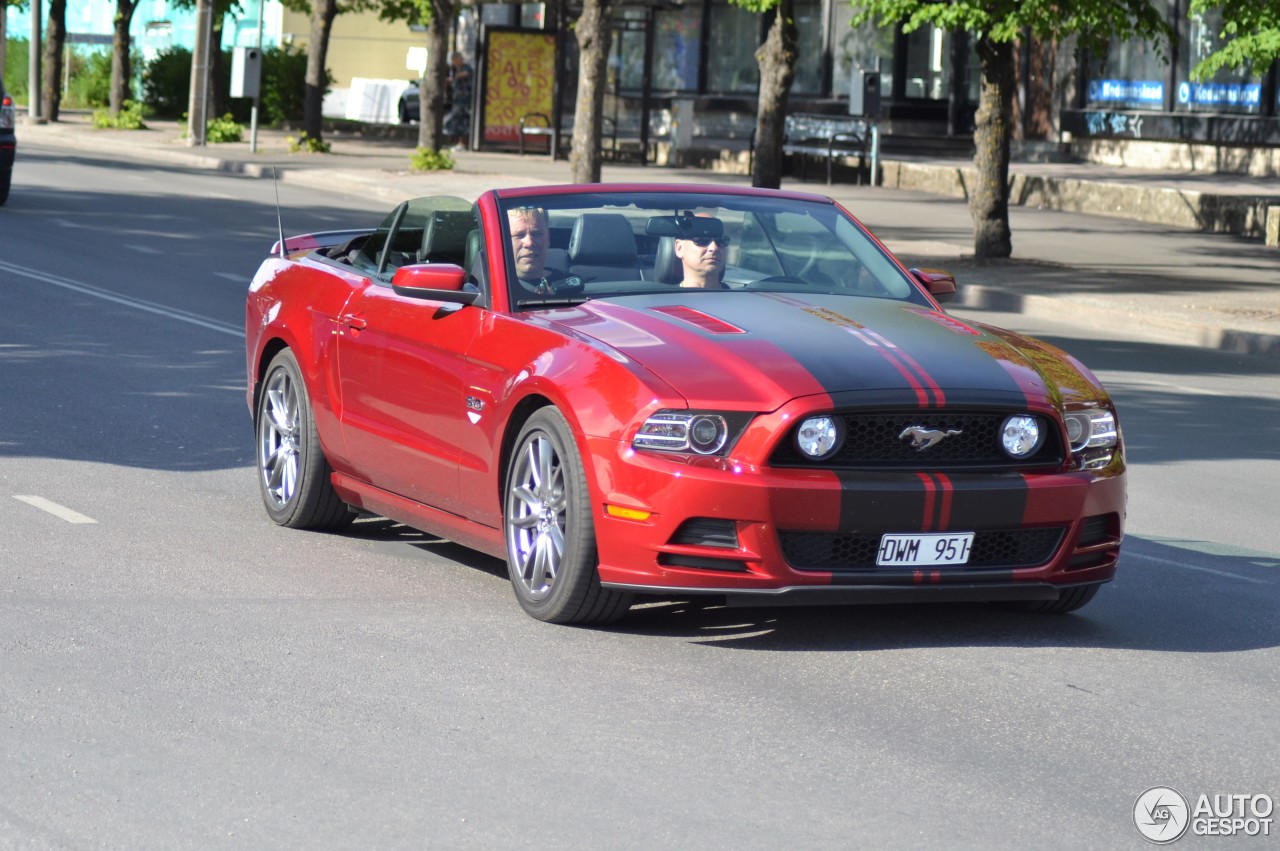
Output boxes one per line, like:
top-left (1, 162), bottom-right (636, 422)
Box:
top-left (1190, 0), bottom-right (1280, 78)
top-left (853, 0), bottom-right (1170, 258)
top-left (141, 44), bottom-right (314, 125)
top-left (4, 39), bottom-right (125, 108)
top-left (67, 47), bottom-right (115, 107)
top-left (4, 37), bottom-right (29, 102)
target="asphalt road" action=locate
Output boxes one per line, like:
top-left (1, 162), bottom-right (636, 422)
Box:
top-left (1, 143), bottom-right (1277, 850)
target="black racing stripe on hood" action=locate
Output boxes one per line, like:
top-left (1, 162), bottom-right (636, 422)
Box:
top-left (697, 293), bottom-right (1034, 408)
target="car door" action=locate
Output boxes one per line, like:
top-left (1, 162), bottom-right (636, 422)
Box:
top-left (334, 198), bottom-right (483, 514)
top-left (335, 281), bottom-right (484, 514)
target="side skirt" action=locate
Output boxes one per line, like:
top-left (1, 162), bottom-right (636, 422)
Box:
top-left (331, 473), bottom-right (507, 561)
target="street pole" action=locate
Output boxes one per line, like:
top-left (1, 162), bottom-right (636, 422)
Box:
top-left (250, 0), bottom-right (264, 153)
top-left (28, 0), bottom-right (44, 123)
top-left (187, 0), bottom-right (213, 145)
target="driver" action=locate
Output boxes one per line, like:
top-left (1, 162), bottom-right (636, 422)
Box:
top-left (673, 216), bottom-right (729, 290)
top-left (508, 206), bottom-right (577, 296)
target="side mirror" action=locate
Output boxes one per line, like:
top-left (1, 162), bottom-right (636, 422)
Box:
top-left (910, 268), bottom-right (958, 304)
top-left (391, 263), bottom-right (479, 305)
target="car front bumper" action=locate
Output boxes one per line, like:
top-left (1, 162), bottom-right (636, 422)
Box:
top-left (586, 434), bottom-right (1125, 603)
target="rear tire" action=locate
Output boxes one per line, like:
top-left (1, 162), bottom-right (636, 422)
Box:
top-left (0, 169), bottom-right (11, 206)
top-left (996, 584), bottom-right (1100, 614)
top-left (503, 408), bottom-right (632, 624)
top-left (255, 349), bottom-right (353, 530)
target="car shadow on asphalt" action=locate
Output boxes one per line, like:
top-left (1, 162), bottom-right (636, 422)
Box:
top-left (343, 516), bottom-right (1279, 653)
top-left (610, 535), bottom-right (1280, 653)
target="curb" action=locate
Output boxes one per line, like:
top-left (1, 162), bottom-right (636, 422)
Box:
top-left (959, 285), bottom-right (1280, 360)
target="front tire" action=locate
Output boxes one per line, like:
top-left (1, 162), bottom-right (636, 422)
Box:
top-left (503, 408), bottom-right (632, 624)
top-left (255, 349), bottom-right (353, 530)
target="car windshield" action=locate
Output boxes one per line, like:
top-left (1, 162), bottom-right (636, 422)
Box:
top-left (497, 190), bottom-right (925, 309)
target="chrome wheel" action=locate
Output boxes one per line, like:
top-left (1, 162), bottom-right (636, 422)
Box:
top-left (258, 365), bottom-right (302, 511)
top-left (254, 350), bottom-right (353, 530)
top-left (506, 431), bottom-right (566, 601)
top-left (503, 408), bottom-right (633, 624)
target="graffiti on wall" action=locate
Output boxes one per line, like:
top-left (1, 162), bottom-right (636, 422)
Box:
top-left (1084, 112), bottom-right (1145, 138)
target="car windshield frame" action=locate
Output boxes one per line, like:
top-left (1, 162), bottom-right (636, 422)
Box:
top-left (495, 189), bottom-right (930, 311)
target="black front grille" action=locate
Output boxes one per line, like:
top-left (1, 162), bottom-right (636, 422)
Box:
top-left (781, 527), bottom-right (1066, 571)
top-left (770, 410), bottom-right (1064, 470)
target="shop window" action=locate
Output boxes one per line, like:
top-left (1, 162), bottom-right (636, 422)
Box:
top-left (612, 12), bottom-right (647, 92)
top-left (654, 4), bottom-right (702, 92)
top-left (791, 0), bottom-right (823, 95)
top-left (903, 24), bottom-right (951, 99)
top-left (1085, 0), bottom-right (1174, 110)
top-left (1086, 35), bottom-right (1168, 109)
top-left (706, 0), bottom-right (760, 93)
top-left (831, 8), bottom-right (894, 99)
top-left (1176, 7), bottom-right (1263, 114)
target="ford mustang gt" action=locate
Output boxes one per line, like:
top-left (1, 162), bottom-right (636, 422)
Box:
top-left (245, 184), bottom-right (1125, 624)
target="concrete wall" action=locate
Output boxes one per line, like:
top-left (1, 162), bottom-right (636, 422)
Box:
top-left (1074, 138), bottom-right (1280, 177)
top-left (281, 8), bottom-right (424, 89)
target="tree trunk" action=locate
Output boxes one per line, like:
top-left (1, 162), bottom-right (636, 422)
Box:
top-left (416, 0), bottom-right (451, 151)
top-left (110, 0), bottom-right (138, 114)
top-left (209, 15), bottom-right (226, 120)
top-left (1024, 36), bottom-right (1056, 140)
top-left (302, 0), bottom-right (338, 142)
top-left (751, 0), bottom-right (797, 189)
top-left (570, 0), bottom-right (611, 184)
top-left (42, 0), bottom-right (67, 122)
top-left (970, 35), bottom-right (1014, 259)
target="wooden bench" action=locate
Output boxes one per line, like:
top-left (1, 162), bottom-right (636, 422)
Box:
top-left (783, 113), bottom-right (873, 184)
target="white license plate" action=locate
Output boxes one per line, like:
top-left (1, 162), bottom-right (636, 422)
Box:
top-left (876, 532), bottom-right (974, 567)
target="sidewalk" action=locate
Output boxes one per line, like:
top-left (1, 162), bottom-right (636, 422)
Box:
top-left (16, 114), bottom-right (1280, 360)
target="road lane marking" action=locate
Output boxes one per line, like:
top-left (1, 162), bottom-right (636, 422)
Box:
top-left (0, 259), bottom-right (241, 337)
top-left (1127, 550), bottom-right (1272, 584)
top-left (214, 272), bottom-right (245, 282)
top-left (126, 244), bottom-right (162, 254)
top-left (13, 495), bottom-right (98, 524)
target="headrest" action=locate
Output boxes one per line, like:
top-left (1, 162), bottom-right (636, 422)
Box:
top-left (652, 236), bottom-right (681, 284)
top-left (568, 213), bottom-right (638, 265)
top-left (420, 210), bottom-right (475, 265)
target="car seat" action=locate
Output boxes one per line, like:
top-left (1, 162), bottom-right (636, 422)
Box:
top-left (567, 213), bottom-right (639, 281)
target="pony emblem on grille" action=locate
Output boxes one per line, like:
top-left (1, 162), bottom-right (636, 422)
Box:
top-left (899, 425), bottom-right (963, 451)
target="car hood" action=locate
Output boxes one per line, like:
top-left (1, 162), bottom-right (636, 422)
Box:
top-left (546, 291), bottom-right (1106, 411)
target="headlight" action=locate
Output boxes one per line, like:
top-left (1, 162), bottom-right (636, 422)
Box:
top-left (1064, 407), bottom-right (1118, 469)
top-left (1000, 415), bottom-right (1043, 458)
top-left (796, 415), bottom-right (843, 460)
top-left (632, 411), bottom-right (749, 456)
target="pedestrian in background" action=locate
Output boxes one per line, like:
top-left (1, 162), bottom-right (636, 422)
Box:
top-left (444, 52), bottom-right (473, 151)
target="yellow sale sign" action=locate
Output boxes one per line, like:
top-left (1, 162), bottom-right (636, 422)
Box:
top-left (482, 30), bottom-right (556, 146)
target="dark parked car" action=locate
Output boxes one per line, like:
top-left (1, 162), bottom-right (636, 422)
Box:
top-left (398, 83), bottom-right (419, 124)
top-left (0, 77), bottom-right (15, 205)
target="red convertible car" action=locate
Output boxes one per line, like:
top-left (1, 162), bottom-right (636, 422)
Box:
top-left (245, 184), bottom-right (1125, 624)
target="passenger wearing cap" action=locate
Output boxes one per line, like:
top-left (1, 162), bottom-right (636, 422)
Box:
top-left (673, 217), bottom-right (729, 290)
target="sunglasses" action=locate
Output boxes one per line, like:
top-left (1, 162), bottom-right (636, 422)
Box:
top-left (687, 236), bottom-right (730, 247)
